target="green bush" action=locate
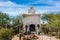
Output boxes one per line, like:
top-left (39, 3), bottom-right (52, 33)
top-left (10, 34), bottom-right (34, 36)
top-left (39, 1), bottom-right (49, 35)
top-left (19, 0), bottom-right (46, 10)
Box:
top-left (24, 31), bottom-right (30, 35)
top-left (50, 32), bottom-right (57, 36)
top-left (15, 30), bottom-right (24, 37)
top-left (41, 26), bottom-right (49, 34)
top-left (19, 30), bottom-right (24, 34)
top-left (52, 32), bottom-right (60, 39)
top-left (58, 32), bottom-right (60, 38)
top-left (0, 28), bottom-right (15, 40)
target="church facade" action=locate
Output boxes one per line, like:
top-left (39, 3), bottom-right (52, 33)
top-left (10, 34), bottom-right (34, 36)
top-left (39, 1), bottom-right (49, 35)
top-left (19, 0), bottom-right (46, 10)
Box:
top-left (22, 6), bottom-right (41, 34)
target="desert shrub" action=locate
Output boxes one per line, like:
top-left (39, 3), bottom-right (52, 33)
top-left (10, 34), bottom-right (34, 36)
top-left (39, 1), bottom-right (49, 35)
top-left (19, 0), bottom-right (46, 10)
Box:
top-left (58, 32), bottom-right (60, 38)
top-left (19, 30), bottom-right (24, 34)
top-left (41, 26), bottom-right (49, 34)
top-left (16, 30), bottom-right (24, 40)
top-left (24, 32), bottom-right (27, 35)
top-left (19, 30), bottom-right (24, 36)
top-left (50, 32), bottom-right (57, 36)
top-left (0, 28), bottom-right (15, 40)
top-left (24, 31), bottom-right (30, 35)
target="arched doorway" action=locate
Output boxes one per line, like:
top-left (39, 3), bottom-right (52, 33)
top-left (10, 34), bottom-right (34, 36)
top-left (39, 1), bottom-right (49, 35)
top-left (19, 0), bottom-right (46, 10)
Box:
top-left (29, 24), bottom-right (35, 31)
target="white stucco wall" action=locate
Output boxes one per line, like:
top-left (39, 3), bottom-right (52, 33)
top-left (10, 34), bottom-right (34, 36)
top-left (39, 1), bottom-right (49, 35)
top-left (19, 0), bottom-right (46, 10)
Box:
top-left (23, 15), bottom-right (40, 25)
top-left (23, 14), bottom-right (41, 34)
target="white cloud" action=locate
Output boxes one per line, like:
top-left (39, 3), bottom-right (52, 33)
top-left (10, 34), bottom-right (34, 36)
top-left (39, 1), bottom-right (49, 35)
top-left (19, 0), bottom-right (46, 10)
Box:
top-left (34, 0), bottom-right (60, 13)
top-left (0, 1), bottom-right (28, 16)
top-left (0, 1), bottom-right (14, 7)
top-left (32, 0), bottom-right (60, 8)
top-left (32, 0), bottom-right (54, 5)
top-left (0, 1), bottom-right (28, 8)
top-left (0, 0), bottom-right (60, 17)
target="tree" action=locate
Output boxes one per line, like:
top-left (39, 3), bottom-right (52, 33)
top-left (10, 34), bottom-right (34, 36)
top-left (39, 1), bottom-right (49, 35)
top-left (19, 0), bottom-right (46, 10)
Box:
top-left (12, 15), bottom-right (23, 34)
top-left (0, 12), bottom-right (10, 28)
top-left (22, 14), bottom-right (27, 18)
top-left (0, 28), bottom-right (15, 40)
top-left (42, 13), bottom-right (58, 31)
top-left (41, 12), bottom-right (60, 38)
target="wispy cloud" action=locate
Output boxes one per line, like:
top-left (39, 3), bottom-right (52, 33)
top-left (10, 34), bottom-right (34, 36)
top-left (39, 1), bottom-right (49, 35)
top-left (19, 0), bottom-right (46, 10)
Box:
top-left (0, 0), bottom-right (60, 16)
top-left (0, 1), bottom-right (28, 16)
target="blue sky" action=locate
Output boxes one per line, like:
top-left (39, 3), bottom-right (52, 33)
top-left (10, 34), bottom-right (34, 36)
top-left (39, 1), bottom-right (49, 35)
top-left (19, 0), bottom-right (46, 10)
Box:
top-left (0, 0), bottom-right (60, 16)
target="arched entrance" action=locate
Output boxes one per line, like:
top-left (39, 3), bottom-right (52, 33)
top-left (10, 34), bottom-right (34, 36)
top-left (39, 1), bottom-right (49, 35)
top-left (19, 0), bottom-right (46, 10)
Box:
top-left (29, 24), bottom-right (35, 31)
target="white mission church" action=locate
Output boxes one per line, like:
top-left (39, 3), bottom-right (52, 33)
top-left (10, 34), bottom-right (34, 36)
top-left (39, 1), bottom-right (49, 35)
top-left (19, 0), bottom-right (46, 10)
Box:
top-left (22, 6), bottom-right (41, 34)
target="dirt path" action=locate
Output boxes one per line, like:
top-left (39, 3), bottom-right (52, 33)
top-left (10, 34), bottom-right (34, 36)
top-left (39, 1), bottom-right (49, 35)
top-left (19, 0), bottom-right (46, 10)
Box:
top-left (12, 35), bottom-right (19, 40)
top-left (38, 35), bottom-right (60, 40)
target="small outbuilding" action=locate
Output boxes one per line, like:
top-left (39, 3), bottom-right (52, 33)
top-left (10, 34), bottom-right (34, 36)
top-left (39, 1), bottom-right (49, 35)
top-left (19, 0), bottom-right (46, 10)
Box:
top-left (22, 6), bottom-right (41, 34)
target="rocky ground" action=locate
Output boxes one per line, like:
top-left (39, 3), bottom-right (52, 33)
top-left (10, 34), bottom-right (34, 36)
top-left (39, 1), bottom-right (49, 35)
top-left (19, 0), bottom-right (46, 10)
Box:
top-left (12, 35), bottom-right (60, 40)
top-left (12, 35), bottom-right (19, 40)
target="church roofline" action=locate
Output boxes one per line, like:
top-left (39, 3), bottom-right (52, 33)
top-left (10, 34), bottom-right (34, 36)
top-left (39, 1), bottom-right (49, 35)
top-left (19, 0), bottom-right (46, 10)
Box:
top-left (22, 14), bottom-right (41, 16)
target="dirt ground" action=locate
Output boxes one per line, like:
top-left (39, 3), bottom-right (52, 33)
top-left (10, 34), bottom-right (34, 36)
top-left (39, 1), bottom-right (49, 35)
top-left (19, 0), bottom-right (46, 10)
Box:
top-left (12, 35), bottom-right (19, 40)
top-left (12, 35), bottom-right (42, 40)
top-left (12, 35), bottom-right (60, 40)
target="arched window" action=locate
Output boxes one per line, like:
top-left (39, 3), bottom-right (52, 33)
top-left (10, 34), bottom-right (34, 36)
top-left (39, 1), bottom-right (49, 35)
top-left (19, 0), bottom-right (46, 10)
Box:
top-left (37, 24), bottom-right (40, 29)
top-left (25, 25), bottom-right (28, 34)
top-left (25, 25), bottom-right (28, 28)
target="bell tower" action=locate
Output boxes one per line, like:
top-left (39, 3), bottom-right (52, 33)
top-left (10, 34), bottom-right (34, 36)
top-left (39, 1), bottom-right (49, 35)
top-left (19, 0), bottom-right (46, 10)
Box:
top-left (28, 6), bottom-right (35, 14)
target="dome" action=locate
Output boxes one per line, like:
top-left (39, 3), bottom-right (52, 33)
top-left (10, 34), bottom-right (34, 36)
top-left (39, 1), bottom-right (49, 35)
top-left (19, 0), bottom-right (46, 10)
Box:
top-left (28, 6), bottom-right (35, 14)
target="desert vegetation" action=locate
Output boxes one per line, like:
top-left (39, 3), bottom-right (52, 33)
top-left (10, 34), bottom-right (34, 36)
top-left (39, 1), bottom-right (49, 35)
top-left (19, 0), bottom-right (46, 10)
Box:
top-left (41, 12), bottom-right (60, 38)
top-left (0, 11), bottom-right (60, 40)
